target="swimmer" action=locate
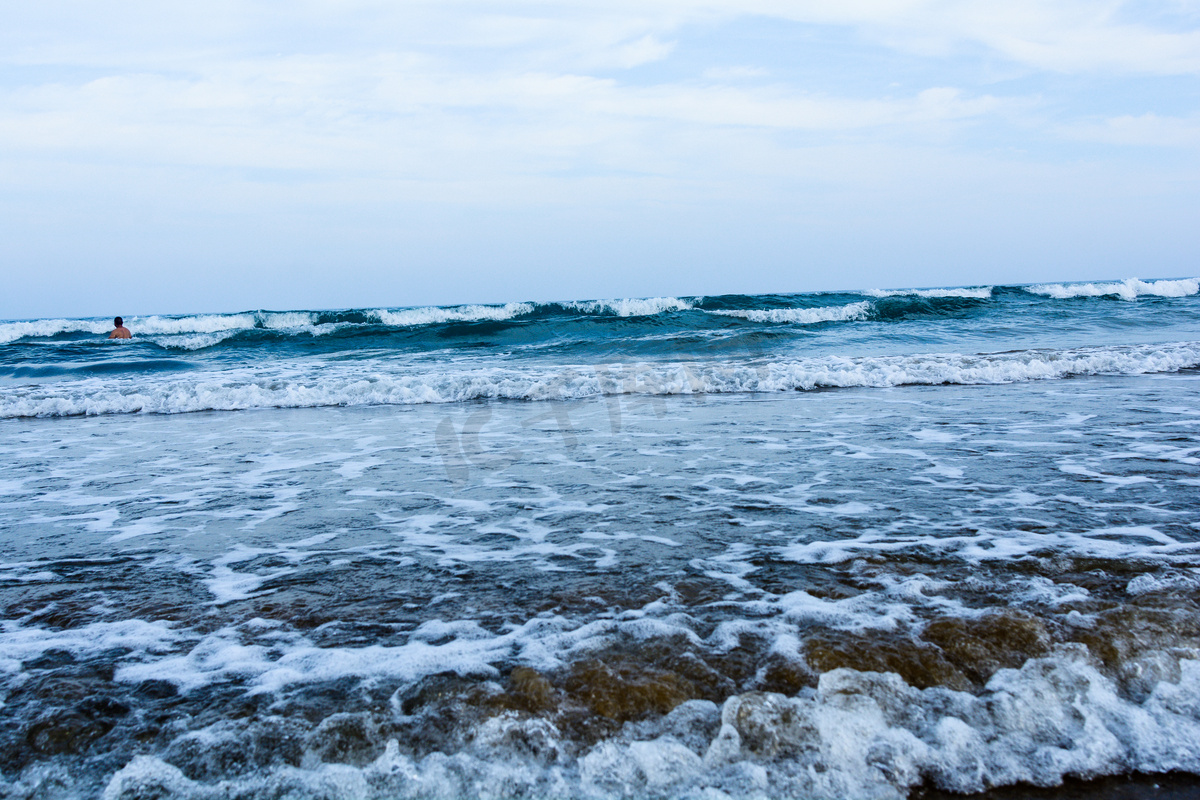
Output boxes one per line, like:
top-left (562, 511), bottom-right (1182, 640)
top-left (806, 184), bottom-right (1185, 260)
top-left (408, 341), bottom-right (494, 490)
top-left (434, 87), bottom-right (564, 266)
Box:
top-left (108, 317), bottom-right (132, 339)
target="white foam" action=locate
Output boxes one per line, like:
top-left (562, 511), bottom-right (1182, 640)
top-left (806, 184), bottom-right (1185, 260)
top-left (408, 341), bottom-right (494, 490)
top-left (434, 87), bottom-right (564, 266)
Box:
top-left (371, 303), bottom-right (535, 327)
top-left (146, 332), bottom-right (240, 351)
top-left (1059, 463), bottom-right (1156, 486)
top-left (1127, 570), bottom-right (1200, 595)
top-left (335, 458), bottom-right (385, 480)
top-left (910, 428), bottom-right (957, 443)
top-left (0, 311), bottom-right (329, 345)
top-left (0, 566), bottom-right (57, 583)
top-left (105, 518), bottom-right (167, 544)
top-left (705, 302), bottom-right (870, 324)
top-left (0, 318), bottom-right (110, 344)
top-left (866, 287), bottom-right (993, 299)
top-left (100, 592), bottom-right (715, 706)
top-left (259, 312), bottom-right (320, 329)
top-left (103, 756), bottom-right (196, 800)
top-left (780, 522), bottom-right (1200, 565)
top-left (0, 618), bottom-right (183, 675)
top-left (5, 341), bottom-right (1199, 418)
top-left (565, 297), bottom-right (694, 316)
top-left (687, 651), bottom-right (1200, 797)
top-left (127, 313), bottom-right (261, 334)
top-left (98, 651), bottom-right (1200, 800)
top-left (0, 305), bottom-right (535, 346)
top-left (1027, 277), bottom-right (1199, 300)
top-left (112, 613), bottom-right (620, 695)
top-left (203, 565), bottom-right (291, 605)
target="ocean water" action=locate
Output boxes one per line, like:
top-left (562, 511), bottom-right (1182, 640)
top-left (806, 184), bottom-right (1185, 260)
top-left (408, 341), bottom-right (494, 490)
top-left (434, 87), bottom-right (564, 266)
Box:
top-left (1, 277), bottom-right (1199, 800)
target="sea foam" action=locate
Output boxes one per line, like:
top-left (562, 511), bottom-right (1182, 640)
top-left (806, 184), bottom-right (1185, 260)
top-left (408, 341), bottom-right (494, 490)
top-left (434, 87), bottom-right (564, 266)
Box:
top-left (371, 303), bottom-right (535, 326)
top-left (1026, 277), bottom-right (1199, 300)
top-left (3, 341), bottom-right (1197, 418)
top-left (0, 312), bottom-right (321, 344)
top-left (0, 318), bottom-right (110, 344)
top-left (866, 287), bottom-right (993, 299)
top-left (94, 653), bottom-right (1200, 800)
top-left (705, 302), bottom-right (870, 324)
top-left (564, 297), bottom-right (695, 316)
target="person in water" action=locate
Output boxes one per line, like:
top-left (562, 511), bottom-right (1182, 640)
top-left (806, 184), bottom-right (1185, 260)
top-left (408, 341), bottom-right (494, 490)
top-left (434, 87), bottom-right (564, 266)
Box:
top-left (108, 317), bottom-right (132, 339)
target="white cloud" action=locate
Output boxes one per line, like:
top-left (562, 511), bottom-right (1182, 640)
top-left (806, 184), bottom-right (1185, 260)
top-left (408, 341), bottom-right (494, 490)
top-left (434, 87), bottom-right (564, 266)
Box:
top-left (0, 0), bottom-right (1197, 317)
top-left (8, 1), bottom-right (1200, 75)
top-left (1061, 113), bottom-right (1200, 146)
top-left (692, 1), bottom-right (1200, 75)
top-left (397, 1), bottom-right (1200, 76)
top-left (701, 66), bottom-right (770, 81)
top-left (605, 34), bottom-right (678, 68)
top-left (0, 50), bottom-right (1014, 181)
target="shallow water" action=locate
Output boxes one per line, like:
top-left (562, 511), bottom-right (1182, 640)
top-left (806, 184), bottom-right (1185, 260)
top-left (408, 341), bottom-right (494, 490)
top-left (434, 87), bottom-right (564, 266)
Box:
top-left (2, 280), bottom-right (1200, 798)
top-left (2, 376), bottom-right (1199, 798)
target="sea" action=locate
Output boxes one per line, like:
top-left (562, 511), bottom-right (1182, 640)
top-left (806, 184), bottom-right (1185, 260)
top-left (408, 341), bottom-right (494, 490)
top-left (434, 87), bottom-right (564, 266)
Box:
top-left (2, 277), bottom-right (1200, 800)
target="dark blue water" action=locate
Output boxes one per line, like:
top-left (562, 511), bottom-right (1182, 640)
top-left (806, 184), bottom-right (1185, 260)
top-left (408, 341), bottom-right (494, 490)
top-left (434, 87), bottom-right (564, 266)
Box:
top-left (3, 279), bottom-right (1200, 418)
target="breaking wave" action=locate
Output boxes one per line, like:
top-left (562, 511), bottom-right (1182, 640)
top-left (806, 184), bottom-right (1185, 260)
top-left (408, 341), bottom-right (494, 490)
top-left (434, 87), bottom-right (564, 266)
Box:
top-left (705, 302), bottom-right (871, 325)
top-left (0, 311), bottom-right (328, 345)
top-left (6, 278), bottom-right (1197, 351)
top-left (0, 299), bottom-right (699, 346)
top-left (4, 341), bottom-right (1197, 419)
top-left (0, 317), bottom-right (111, 344)
top-left (87, 649), bottom-right (1200, 800)
top-left (562, 297), bottom-right (695, 316)
top-left (866, 286), bottom-right (993, 299)
top-left (371, 303), bottom-right (536, 327)
top-left (1026, 277), bottom-right (1199, 300)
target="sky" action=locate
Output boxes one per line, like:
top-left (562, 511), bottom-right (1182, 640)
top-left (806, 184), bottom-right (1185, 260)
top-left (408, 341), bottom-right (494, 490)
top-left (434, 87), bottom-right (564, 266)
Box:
top-left (2, 1), bottom-right (1198, 319)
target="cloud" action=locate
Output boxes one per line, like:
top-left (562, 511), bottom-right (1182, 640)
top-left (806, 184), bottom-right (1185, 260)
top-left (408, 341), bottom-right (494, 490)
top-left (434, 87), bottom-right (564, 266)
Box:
top-left (693, 1), bottom-right (1200, 75)
top-left (605, 35), bottom-right (678, 68)
top-left (0, 3), bottom-right (1191, 183)
top-left (701, 66), bottom-right (770, 81)
top-left (8, 1), bottom-right (1200, 75)
top-left (0, 57), bottom-right (1013, 188)
top-left (0, 0), bottom-right (1197, 317)
top-left (1060, 113), bottom-right (1200, 147)
top-left (396, 1), bottom-right (1200, 76)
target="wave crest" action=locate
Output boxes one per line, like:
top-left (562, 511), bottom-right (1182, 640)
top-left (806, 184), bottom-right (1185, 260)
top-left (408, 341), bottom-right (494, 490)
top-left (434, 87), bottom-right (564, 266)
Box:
top-left (4, 342), bottom-right (1196, 418)
top-left (0, 318), bottom-right (109, 344)
top-left (0, 312), bottom-right (329, 344)
top-left (563, 297), bottom-right (694, 317)
top-left (866, 287), bottom-right (993, 299)
top-left (1026, 278), bottom-right (1199, 300)
top-left (705, 302), bottom-right (870, 324)
top-left (370, 303), bottom-right (535, 327)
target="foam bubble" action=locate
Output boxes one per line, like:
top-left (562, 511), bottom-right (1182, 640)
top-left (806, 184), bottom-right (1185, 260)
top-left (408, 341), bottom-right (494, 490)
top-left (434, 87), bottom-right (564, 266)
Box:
top-left (1026, 278), bottom-right (1199, 300)
top-left (4, 341), bottom-right (1199, 418)
top-left (705, 302), bottom-right (870, 324)
top-left (129, 313), bottom-right (260, 334)
top-left (0, 311), bottom-right (320, 345)
top-left (112, 613), bottom-right (609, 696)
top-left (779, 523), bottom-right (1200, 565)
top-left (0, 564), bottom-right (57, 583)
top-left (866, 287), bottom-right (993, 299)
top-left (0, 618), bottom-right (183, 675)
top-left (146, 332), bottom-right (241, 351)
top-left (1127, 570), bottom-right (1200, 596)
top-left (371, 303), bottom-right (535, 327)
top-left (0, 305), bottom-right (530, 346)
top-left (96, 652), bottom-right (1200, 800)
top-left (564, 297), bottom-right (694, 316)
top-left (0, 318), bottom-right (110, 344)
top-left (259, 312), bottom-right (319, 329)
